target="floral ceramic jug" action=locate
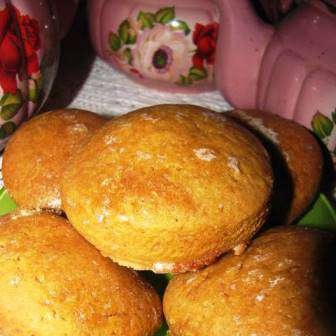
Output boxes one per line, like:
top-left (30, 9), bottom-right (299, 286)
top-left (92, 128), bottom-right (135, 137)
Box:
top-left (88, 0), bottom-right (219, 92)
top-left (0, 0), bottom-right (59, 151)
top-left (89, 0), bottom-right (336, 162)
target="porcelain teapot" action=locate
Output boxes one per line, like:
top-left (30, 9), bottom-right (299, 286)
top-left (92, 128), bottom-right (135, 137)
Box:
top-left (0, 0), bottom-right (59, 150)
top-left (217, 0), bottom-right (336, 159)
top-left (88, 0), bottom-right (220, 92)
top-left (88, 0), bottom-right (336, 157)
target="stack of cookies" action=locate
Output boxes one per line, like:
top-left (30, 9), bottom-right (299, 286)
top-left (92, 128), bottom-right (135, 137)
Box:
top-left (1, 104), bottom-right (333, 336)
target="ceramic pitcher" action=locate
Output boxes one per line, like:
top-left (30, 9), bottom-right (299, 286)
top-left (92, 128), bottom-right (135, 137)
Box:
top-left (88, 0), bottom-right (220, 93)
top-left (0, 0), bottom-right (59, 150)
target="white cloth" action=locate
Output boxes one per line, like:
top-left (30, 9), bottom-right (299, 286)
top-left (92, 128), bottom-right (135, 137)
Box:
top-left (46, 56), bottom-right (231, 116)
top-left (0, 55), bottom-right (231, 188)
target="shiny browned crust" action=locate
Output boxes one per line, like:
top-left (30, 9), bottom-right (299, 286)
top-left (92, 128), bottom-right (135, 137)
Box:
top-left (229, 109), bottom-right (323, 224)
top-left (61, 104), bottom-right (273, 273)
top-left (164, 227), bottom-right (336, 336)
top-left (0, 213), bottom-right (162, 335)
top-left (2, 109), bottom-right (106, 212)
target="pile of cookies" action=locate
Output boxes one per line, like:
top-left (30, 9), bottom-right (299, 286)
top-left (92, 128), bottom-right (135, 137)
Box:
top-left (1, 104), bottom-right (334, 335)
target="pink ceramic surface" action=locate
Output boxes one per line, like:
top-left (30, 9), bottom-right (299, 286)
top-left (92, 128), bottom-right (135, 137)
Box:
top-left (0, 0), bottom-right (59, 150)
top-left (88, 0), bottom-right (220, 92)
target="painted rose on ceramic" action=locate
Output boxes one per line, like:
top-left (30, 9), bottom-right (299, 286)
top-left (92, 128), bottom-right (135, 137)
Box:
top-left (107, 6), bottom-right (219, 87)
top-left (132, 24), bottom-right (191, 83)
top-left (192, 22), bottom-right (219, 69)
top-left (0, 0), bottom-right (56, 147)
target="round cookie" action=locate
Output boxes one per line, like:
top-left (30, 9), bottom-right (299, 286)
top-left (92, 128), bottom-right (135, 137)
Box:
top-left (0, 212), bottom-right (162, 336)
top-left (164, 227), bottom-right (336, 336)
top-left (61, 104), bottom-right (273, 273)
top-left (229, 109), bottom-right (323, 224)
top-left (2, 109), bottom-right (106, 212)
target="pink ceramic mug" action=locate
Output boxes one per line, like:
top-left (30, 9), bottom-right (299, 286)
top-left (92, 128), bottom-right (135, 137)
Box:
top-left (88, 0), bottom-right (220, 93)
top-left (0, 0), bottom-right (59, 151)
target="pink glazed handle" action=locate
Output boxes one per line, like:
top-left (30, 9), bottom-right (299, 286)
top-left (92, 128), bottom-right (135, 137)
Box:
top-left (215, 0), bottom-right (274, 108)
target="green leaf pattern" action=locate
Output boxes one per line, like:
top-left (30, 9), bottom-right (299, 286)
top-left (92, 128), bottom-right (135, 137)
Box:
top-left (169, 19), bottom-right (191, 35)
top-left (189, 67), bottom-right (207, 81)
top-left (0, 75), bottom-right (42, 139)
top-left (109, 32), bottom-right (121, 52)
top-left (311, 110), bottom-right (336, 162)
top-left (0, 91), bottom-right (23, 121)
top-left (311, 111), bottom-right (333, 139)
top-left (123, 48), bottom-right (133, 65)
top-left (137, 11), bottom-right (155, 29)
top-left (118, 20), bottom-right (137, 44)
top-left (155, 7), bottom-right (175, 24)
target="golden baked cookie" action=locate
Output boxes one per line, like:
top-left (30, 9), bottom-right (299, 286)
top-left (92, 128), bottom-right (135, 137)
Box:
top-left (229, 109), bottom-right (323, 224)
top-left (61, 104), bottom-right (273, 273)
top-left (164, 227), bottom-right (336, 336)
top-left (0, 212), bottom-right (162, 336)
top-left (2, 109), bottom-right (106, 212)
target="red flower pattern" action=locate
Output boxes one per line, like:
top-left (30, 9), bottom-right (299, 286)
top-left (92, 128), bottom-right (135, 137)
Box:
top-left (192, 22), bottom-right (219, 69)
top-left (0, 6), bottom-right (21, 94)
top-left (192, 53), bottom-right (204, 70)
top-left (17, 14), bottom-right (41, 76)
top-left (0, 4), bottom-right (40, 94)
